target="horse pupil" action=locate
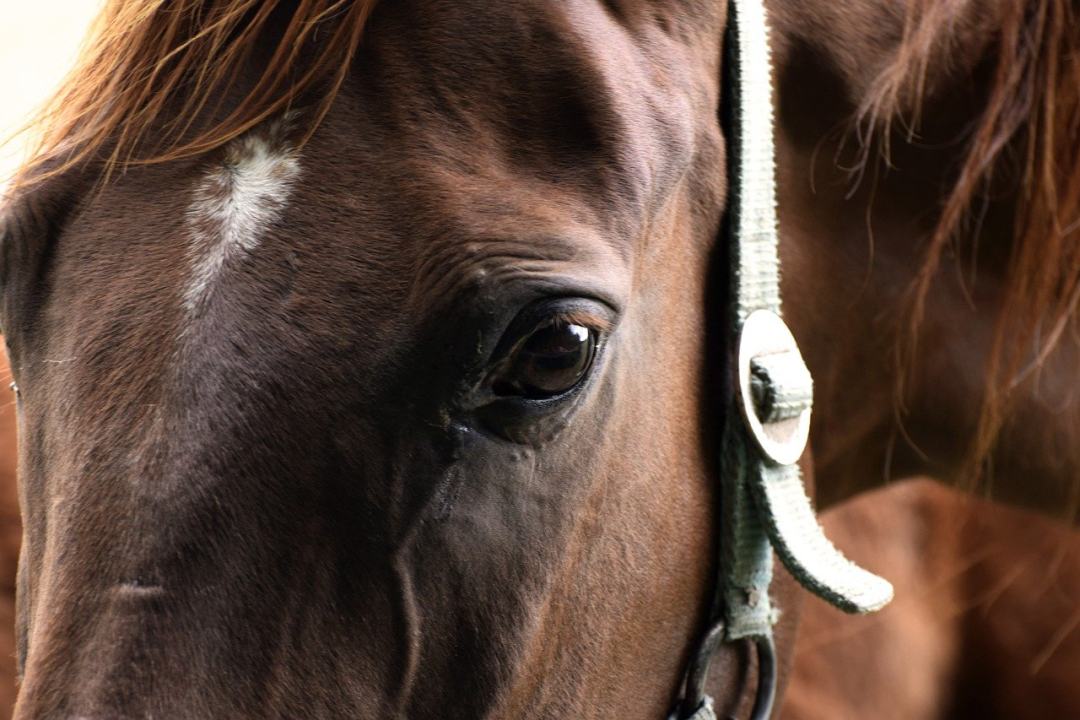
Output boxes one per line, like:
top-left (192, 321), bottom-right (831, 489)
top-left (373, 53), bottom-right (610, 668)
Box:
top-left (514, 322), bottom-right (595, 396)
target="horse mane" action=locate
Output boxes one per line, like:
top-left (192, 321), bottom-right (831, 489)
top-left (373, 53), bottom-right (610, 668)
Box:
top-left (859, 0), bottom-right (1080, 483)
top-left (7, 0), bottom-right (379, 190)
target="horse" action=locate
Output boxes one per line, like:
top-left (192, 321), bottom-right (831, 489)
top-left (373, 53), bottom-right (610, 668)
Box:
top-left (782, 479), bottom-right (1080, 720)
top-left (0, 0), bottom-right (1076, 717)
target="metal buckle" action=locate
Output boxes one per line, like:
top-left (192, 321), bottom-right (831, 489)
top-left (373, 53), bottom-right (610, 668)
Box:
top-left (736, 310), bottom-right (812, 466)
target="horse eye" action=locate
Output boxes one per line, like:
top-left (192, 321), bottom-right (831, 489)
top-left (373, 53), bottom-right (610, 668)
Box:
top-left (494, 320), bottom-right (597, 399)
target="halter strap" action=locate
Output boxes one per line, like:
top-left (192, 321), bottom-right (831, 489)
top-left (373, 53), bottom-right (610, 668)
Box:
top-left (675, 0), bottom-right (893, 717)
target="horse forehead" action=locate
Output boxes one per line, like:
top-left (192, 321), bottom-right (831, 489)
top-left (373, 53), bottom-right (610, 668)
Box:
top-left (293, 0), bottom-right (710, 286)
top-left (211, 0), bottom-right (707, 276)
top-left (31, 0), bottom-right (714, 384)
top-left (347, 0), bottom-right (704, 212)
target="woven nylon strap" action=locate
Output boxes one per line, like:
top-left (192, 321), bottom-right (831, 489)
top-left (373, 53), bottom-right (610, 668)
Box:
top-left (671, 5), bottom-right (891, 718)
top-left (681, 698), bottom-right (717, 720)
top-left (717, 0), bottom-right (893, 648)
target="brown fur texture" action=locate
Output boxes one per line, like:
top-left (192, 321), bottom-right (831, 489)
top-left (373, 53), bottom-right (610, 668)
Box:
top-left (4, 2), bottom-right (744, 717)
top-left (0, 417), bottom-right (1077, 717)
top-left (0, 0), bottom-right (1077, 717)
top-left (783, 479), bottom-right (1080, 719)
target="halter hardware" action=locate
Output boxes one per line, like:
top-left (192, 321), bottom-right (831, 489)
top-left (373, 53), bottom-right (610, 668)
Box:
top-left (737, 310), bottom-right (812, 467)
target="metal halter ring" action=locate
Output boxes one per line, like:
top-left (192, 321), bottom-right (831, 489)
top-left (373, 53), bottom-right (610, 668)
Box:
top-left (674, 620), bottom-right (777, 720)
top-left (736, 310), bottom-right (813, 467)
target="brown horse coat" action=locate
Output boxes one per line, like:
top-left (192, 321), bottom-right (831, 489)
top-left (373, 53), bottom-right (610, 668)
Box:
top-left (0, 0), bottom-right (1077, 717)
top-left (783, 479), bottom-right (1080, 720)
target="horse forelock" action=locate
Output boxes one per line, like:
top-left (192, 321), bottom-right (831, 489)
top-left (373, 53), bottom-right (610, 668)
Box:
top-left (8, 0), bottom-right (379, 191)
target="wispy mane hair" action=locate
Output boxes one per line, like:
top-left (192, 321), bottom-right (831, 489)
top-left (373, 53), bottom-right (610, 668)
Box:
top-left (8, 0), bottom-right (380, 189)
top-left (860, 0), bottom-right (1080, 485)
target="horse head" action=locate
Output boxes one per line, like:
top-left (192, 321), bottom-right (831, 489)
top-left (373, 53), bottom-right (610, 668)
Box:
top-left (2, 1), bottom-right (768, 717)
top-left (3, 0), bottom-right (1078, 717)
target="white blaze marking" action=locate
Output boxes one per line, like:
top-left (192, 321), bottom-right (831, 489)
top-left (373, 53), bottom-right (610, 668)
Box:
top-left (183, 120), bottom-right (300, 313)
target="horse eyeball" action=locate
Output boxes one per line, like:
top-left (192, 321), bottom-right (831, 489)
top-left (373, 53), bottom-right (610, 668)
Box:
top-left (495, 321), bottom-right (596, 398)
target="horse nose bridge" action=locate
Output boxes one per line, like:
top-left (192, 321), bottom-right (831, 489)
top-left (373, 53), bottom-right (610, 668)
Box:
top-left (15, 573), bottom-right (233, 719)
top-left (19, 361), bottom-right (368, 716)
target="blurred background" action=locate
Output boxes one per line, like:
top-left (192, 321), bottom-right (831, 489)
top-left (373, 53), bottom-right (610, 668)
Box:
top-left (0, 1), bottom-right (102, 187)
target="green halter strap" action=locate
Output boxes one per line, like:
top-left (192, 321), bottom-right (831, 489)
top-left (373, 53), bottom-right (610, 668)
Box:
top-left (674, 1), bottom-right (893, 718)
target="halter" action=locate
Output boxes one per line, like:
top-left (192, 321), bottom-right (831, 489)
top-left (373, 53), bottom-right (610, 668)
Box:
top-left (671, 2), bottom-right (894, 718)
